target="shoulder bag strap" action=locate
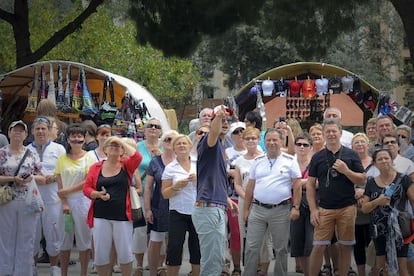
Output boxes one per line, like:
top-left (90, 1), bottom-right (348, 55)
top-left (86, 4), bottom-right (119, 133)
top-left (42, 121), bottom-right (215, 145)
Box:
top-left (15, 150), bottom-right (30, 177)
top-left (393, 173), bottom-right (406, 211)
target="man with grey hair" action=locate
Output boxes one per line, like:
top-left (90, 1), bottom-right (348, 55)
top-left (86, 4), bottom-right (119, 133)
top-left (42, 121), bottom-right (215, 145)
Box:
top-left (323, 107), bottom-right (353, 148)
top-left (397, 124), bottom-right (414, 162)
top-left (188, 107), bottom-right (213, 141)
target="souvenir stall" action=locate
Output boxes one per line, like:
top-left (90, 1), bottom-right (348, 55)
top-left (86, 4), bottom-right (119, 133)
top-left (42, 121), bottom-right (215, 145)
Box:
top-left (236, 62), bottom-right (381, 129)
top-left (0, 60), bottom-right (170, 138)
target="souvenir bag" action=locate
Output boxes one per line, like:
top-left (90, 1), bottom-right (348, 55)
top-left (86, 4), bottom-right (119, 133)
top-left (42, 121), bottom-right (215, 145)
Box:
top-left (99, 76), bottom-right (118, 123)
top-left (25, 178), bottom-right (44, 213)
top-left (0, 150), bottom-right (30, 205)
top-left (25, 67), bottom-right (39, 112)
top-left (80, 66), bottom-right (98, 115)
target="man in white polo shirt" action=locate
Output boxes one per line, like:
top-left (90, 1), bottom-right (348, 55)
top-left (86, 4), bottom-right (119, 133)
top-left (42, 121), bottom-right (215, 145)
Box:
top-left (243, 128), bottom-right (302, 276)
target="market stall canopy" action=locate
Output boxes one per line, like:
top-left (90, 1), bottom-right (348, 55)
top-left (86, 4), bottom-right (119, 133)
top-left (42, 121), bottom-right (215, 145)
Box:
top-left (0, 60), bottom-right (170, 130)
top-left (236, 62), bottom-right (380, 127)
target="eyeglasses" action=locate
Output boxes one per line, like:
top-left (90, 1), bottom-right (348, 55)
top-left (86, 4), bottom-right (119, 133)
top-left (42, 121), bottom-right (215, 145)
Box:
top-left (197, 130), bottom-right (207, 135)
top-left (163, 137), bottom-right (173, 143)
top-left (244, 137), bottom-right (258, 141)
top-left (147, 124), bottom-right (162, 130)
top-left (295, 142), bottom-right (310, 147)
top-left (383, 140), bottom-right (397, 145)
top-left (33, 116), bottom-right (51, 126)
top-left (398, 134), bottom-right (408, 139)
top-left (232, 129), bottom-right (244, 135)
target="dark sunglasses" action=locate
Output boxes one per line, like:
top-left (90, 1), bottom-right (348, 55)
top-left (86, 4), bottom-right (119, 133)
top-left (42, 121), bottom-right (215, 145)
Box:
top-left (383, 140), bottom-right (397, 145)
top-left (232, 129), bottom-right (244, 135)
top-left (295, 142), bottom-right (310, 147)
top-left (197, 130), bottom-right (207, 135)
top-left (147, 124), bottom-right (162, 130)
top-left (163, 137), bottom-right (173, 143)
top-left (398, 134), bottom-right (407, 139)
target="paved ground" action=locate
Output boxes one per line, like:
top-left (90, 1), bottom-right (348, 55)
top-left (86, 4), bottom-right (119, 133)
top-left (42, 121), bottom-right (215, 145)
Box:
top-left (36, 248), bottom-right (304, 275)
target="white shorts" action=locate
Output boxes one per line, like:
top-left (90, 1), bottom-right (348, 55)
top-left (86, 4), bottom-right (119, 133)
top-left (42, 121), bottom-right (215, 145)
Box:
top-left (92, 218), bottom-right (134, 265)
top-left (34, 202), bottom-right (64, 256)
top-left (132, 226), bottom-right (148, 254)
top-left (150, 230), bottom-right (167, 242)
top-left (60, 194), bottom-right (92, 251)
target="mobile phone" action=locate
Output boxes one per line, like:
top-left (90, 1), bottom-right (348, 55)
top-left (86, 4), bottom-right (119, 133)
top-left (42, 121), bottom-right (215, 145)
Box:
top-left (21, 173), bottom-right (30, 179)
top-left (101, 186), bottom-right (107, 194)
top-left (384, 182), bottom-right (396, 198)
top-left (279, 117), bottom-right (286, 122)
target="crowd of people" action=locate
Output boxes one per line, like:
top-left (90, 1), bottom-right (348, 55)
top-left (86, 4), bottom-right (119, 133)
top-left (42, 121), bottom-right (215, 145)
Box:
top-left (2, 98), bottom-right (414, 276)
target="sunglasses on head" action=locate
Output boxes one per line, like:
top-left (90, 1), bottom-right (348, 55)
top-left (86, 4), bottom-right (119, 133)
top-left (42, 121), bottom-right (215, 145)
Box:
top-left (147, 123), bottom-right (162, 130)
top-left (33, 116), bottom-right (51, 126)
top-left (232, 129), bottom-right (244, 135)
top-left (295, 142), bottom-right (310, 147)
top-left (98, 124), bottom-right (111, 130)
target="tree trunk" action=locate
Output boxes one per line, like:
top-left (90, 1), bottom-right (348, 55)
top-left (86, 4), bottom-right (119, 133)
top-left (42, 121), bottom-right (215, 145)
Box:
top-left (391, 0), bottom-right (414, 67)
top-left (6, 0), bottom-right (104, 68)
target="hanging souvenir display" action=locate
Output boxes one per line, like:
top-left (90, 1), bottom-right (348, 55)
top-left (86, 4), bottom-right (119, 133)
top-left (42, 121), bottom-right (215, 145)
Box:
top-left (39, 65), bottom-right (47, 101)
top-left (62, 64), bottom-right (73, 113)
top-left (99, 76), bottom-right (118, 123)
top-left (255, 81), bottom-right (267, 129)
top-left (80, 66), bottom-right (98, 115)
top-left (56, 64), bottom-right (64, 109)
top-left (47, 63), bottom-right (56, 105)
top-left (72, 68), bottom-right (82, 112)
top-left (25, 67), bottom-right (39, 112)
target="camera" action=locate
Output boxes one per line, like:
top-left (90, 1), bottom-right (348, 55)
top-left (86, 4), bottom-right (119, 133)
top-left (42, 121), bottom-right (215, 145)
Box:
top-left (20, 173), bottom-right (30, 179)
top-left (329, 168), bottom-right (338, 178)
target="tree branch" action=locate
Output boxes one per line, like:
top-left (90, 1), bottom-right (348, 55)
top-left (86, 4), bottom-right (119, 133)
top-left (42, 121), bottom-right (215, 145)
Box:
top-left (22, 0), bottom-right (105, 66)
top-left (0, 8), bottom-right (15, 24)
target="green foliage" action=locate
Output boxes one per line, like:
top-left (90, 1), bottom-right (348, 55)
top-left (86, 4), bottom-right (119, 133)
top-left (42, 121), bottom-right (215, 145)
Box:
top-left (0, 1), bottom-right (199, 119)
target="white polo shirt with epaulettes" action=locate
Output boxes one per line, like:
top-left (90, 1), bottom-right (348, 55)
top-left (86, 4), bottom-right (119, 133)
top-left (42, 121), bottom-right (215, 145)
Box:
top-left (249, 152), bottom-right (301, 205)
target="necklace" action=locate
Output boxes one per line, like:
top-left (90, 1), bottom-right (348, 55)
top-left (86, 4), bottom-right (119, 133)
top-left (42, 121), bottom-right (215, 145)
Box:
top-left (267, 156), bottom-right (277, 169)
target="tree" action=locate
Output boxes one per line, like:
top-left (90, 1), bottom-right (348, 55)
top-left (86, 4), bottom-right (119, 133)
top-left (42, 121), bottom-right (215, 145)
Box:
top-left (0, 0), bottom-right (199, 127)
top-left (0, 0), bottom-right (104, 68)
top-left (128, 0), bottom-right (414, 68)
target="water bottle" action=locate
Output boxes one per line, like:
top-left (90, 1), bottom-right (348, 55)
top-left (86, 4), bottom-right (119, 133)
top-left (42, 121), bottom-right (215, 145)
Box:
top-left (64, 213), bottom-right (73, 233)
top-left (384, 182), bottom-right (396, 198)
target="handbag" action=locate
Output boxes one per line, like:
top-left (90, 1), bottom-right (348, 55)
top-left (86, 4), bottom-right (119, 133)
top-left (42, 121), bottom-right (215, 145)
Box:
top-left (99, 76), bottom-right (118, 123)
top-left (394, 174), bottom-right (413, 238)
top-left (0, 150), bottom-right (30, 205)
top-left (130, 185), bottom-right (146, 227)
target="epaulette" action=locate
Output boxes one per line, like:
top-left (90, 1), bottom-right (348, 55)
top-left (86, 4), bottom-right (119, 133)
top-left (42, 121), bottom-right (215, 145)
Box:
top-left (255, 155), bottom-right (265, 161)
top-left (281, 152), bottom-right (294, 160)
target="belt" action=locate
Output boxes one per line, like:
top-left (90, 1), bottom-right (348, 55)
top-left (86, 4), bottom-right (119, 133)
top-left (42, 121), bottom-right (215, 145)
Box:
top-left (195, 201), bottom-right (226, 210)
top-left (253, 199), bottom-right (290, 209)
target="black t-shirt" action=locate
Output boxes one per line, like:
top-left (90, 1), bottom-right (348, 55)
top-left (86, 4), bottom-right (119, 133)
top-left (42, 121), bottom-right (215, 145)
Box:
top-left (94, 168), bottom-right (129, 221)
top-left (309, 146), bottom-right (364, 209)
top-left (364, 173), bottom-right (412, 236)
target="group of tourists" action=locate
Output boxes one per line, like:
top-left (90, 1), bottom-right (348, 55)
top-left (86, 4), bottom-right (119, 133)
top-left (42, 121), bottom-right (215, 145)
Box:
top-left (1, 97), bottom-right (414, 276)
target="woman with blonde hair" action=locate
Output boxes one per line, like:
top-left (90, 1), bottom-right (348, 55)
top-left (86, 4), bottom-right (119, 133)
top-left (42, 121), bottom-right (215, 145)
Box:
top-left (309, 123), bottom-right (324, 154)
top-left (233, 127), bottom-right (270, 276)
top-left (162, 135), bottom-right (200, 276)
top-left (83, 136), bottom-right (142, 276)
top-left (351, 133), bottom-right (373, 276)
top-left (144, 130), bottom-right (179, 276)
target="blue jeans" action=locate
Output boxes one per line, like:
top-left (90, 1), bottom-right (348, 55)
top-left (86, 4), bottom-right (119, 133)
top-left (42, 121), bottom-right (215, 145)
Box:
top-left (192, 206), bottom-right (226, 276)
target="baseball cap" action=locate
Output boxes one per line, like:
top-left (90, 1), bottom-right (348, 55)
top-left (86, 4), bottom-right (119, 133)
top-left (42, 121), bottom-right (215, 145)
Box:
top-left (9, 120), bottom-right (28, 132)
top-left (211, 105), bottom-right (234, 119)
top-left (229, 122), bottom-right (246, 134)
